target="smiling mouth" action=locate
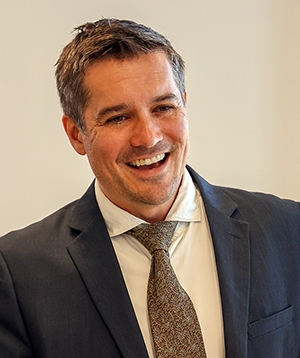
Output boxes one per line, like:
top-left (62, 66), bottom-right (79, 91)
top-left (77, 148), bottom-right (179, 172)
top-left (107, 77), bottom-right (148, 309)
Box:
top-left (128, 153), bottom-right (167, 169)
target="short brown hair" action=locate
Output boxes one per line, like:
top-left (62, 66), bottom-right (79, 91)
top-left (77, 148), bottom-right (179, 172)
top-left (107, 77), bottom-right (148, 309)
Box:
top-left (55, 18), bottom-right (185, 130)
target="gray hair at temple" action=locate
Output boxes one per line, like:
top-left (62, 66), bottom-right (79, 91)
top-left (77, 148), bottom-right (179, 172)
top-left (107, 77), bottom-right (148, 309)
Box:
top-left (55, 18), bottom-right (186, 130)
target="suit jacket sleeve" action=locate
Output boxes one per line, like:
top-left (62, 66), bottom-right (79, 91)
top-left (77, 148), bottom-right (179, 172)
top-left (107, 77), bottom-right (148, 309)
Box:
top-left (0, 251), bottom-right (33, 357)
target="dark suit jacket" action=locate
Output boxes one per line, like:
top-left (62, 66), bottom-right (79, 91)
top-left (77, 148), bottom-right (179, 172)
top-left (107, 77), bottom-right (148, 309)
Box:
top-left (1, 166), bottom-right (300, 358)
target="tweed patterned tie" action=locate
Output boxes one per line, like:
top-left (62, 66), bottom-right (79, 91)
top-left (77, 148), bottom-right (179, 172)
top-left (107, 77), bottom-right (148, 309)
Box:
top-left (129, 221), bottom-right (207, 358)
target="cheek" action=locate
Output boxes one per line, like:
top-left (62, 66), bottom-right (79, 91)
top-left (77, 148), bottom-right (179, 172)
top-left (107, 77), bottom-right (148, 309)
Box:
top-left (86, 130), bottom-right (127, 168)
top-left (171, 116), bottom-right (189, 144)
top-left (173, 118), bottom-right (190, 162)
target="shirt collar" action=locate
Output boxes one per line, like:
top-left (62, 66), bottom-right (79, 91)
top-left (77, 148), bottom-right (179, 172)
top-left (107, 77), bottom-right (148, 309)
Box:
top-left (94, 168), bottom-right (201, 237)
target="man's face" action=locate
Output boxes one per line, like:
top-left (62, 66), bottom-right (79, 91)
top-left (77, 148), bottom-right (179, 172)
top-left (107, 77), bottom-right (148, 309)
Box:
top-left (66, 51), bottom-right (189, 221)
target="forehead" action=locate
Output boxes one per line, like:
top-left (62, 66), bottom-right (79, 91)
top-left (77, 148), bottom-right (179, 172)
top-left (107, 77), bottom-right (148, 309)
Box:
top-left (83, 52), bottom-right (178, 99)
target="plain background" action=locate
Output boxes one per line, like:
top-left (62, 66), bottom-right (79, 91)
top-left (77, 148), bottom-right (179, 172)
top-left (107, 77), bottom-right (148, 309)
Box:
top-left (1, 0), bottom-right (299, 236)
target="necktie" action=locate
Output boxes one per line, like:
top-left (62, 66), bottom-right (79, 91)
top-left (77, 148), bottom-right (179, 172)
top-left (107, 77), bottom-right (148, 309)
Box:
top-left (129, 221), bottom-right (207, 358)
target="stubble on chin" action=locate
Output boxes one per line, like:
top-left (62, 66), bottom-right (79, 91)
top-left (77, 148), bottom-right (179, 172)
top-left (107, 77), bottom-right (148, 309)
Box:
top-left (119, 172), bottom-right (183, 208)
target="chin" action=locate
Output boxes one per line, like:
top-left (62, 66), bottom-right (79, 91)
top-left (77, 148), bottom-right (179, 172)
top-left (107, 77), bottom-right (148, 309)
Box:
top-left (134, 184), bottom-right (179, 207)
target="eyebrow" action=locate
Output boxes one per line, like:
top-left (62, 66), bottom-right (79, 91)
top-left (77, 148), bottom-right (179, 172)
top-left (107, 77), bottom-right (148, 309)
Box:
top-left (153, 93), bottom-right (180, 103)
top-left (95, 103), bottom-right (129, 123)
top-left (95, 93), bottom-right (180, 123)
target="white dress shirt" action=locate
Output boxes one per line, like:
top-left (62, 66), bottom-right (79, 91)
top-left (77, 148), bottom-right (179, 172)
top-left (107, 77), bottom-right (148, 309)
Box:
top-left (94, 169), bottom-right (225, 358)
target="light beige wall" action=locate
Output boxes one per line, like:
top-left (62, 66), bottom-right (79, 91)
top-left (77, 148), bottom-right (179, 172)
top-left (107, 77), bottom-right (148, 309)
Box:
top-left (1, 0), bottom-right (299, 235)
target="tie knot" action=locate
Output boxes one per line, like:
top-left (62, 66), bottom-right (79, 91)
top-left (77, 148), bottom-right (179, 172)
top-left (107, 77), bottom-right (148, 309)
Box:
top-left (129, 221), bottom-right (178, 254)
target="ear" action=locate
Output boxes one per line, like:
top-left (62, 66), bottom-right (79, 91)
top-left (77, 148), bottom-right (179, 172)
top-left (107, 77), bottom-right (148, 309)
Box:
top-left (62, 115), bottom-right (86, 155)
top-left (184, 90), bottom-right (188, 104)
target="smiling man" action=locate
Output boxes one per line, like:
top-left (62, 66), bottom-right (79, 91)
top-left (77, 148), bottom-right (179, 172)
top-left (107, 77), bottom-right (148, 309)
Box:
top-left (1, 19), bottom-right (300, 358)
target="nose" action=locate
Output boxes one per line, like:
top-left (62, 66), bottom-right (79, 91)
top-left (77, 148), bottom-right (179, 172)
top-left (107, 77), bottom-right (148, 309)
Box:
top-left (130, 115), bottom-right (163, 148)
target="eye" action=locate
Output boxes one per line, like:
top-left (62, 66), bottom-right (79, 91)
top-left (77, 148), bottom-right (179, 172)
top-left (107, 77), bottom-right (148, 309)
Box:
top-left (106, 115), bottom-right (128, 125)
top-left (155, 105), bottom-right (174, 113)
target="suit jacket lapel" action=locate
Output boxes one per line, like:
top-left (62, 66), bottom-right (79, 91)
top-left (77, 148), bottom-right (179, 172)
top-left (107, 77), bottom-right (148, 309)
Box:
top-left (187, 166), bottom-right (250, 358)
top-left (66, 183), bottom-right (149, 358)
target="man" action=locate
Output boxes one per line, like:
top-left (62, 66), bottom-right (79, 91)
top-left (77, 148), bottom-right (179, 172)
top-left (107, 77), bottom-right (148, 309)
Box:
top-left (0, 18), bottom-right (299, 358)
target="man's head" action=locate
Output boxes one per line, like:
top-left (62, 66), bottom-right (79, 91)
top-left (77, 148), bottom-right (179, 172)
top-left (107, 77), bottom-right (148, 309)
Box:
top-left (55, 18), bottom-right (185, 130)
top-left (57, 19), bottom-right (190, 222)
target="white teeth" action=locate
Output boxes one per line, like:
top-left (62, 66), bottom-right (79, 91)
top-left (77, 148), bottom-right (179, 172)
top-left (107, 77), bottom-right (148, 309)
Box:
top-left (129, 153), bottom-right (165, 167)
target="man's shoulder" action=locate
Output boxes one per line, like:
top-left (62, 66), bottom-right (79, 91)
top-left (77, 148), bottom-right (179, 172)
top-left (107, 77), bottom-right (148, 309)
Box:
top-left (213, 186), bottom-right (300, 239)
top-left (187, 165), bottom-right (300, 218)
top-left (0, 181), bottom-right (99, 250)
top-left (0, 199), bottom-right (79, 252)
top-left (220, 185), bottom-right (300, 215)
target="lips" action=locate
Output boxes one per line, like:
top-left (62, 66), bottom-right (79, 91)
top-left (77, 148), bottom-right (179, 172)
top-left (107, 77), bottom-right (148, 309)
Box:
top-left (128, 153), bottom-right (166, 168)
